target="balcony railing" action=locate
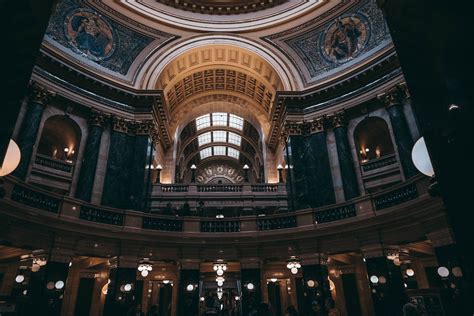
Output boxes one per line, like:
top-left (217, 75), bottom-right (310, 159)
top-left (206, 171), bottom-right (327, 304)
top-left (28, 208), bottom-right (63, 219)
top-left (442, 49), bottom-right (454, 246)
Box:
top-left (34, 154), bottom-right (74, 173)
top-left (161, 185), bottom-right (189, 193)
top-left (0, 175), bottom-right (434, 236)
top-left (251, 184), bottom-right (279, 192)
top-left (197, 184), bottom-right (243, 193)
top-left (360, 154), bottom-right (398, 173)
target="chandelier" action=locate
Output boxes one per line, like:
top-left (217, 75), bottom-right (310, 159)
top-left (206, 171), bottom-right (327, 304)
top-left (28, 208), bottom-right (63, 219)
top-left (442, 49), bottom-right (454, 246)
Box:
top-left (213, 262), bottom-right (227, 276)
top-left (286, 256), bottom-right (301, 275)
top-left (138, 262), bottom-right (153, 277)
top-left (216, 276), bottom-right (225, 287)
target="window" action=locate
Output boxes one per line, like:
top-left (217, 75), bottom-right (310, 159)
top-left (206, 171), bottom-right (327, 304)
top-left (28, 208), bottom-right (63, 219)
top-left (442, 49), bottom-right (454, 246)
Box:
top-left (213, 146), bottom-right (226, 156)
top-left (196, 114), bottom-right (211, 130)
top-left (227, 147), bottom-right (240, 159)
top-left (228, 132), bottom-right (241, 146)
top-left (212, 131), bottom-right (227, 143)
top-left (212, 113), bottom-right (228, 126)
top-left (200, 147), bottom-right (212, 159)
top-left (229, 114), bottom-right (244, 130)
top-left (198, 132), bottom-right (212, 146)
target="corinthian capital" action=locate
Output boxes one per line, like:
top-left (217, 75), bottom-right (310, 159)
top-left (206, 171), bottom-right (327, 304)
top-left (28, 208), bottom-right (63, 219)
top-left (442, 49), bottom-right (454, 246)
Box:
top-left (378, 84), bottom-right (409, 108)
top-left (29, 83), bottom-right (54, 105)
top-left (88, 110), bottom-right (108, 127)
top-left (330, 111), bottom-right (346, 128)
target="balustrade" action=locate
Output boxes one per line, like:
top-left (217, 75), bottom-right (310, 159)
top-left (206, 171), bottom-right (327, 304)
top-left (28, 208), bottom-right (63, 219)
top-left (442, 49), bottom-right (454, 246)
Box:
top-left (373, 183), bottom-right (418, 210)
top-left (11, 185), bottom-right (60, 213)
top-left (314, 204), bottom-right (356, 224)
top-left (161, 185), bottom-right (188, 193)
top-left (143, 217), bottom-right (183, 231)
top-left (251, 184), bottom-right (279, 192)
top-left (200, 220), bottom-right (241, 232)
top-left (361, 154), bottom-right (398, 173)
top-left (34, 154), bottom-right (74, 173)
top-left (79, 206), bottom-right (123, 226)
top-left (257, 216), bottom-right (297, 230)
top-left (197, 184), bottom-right (243, 193)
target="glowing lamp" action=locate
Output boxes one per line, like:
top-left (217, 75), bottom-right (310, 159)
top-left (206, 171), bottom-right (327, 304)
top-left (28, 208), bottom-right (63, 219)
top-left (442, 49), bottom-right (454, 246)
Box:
top-left (0, 139), bottom-right (21, 177)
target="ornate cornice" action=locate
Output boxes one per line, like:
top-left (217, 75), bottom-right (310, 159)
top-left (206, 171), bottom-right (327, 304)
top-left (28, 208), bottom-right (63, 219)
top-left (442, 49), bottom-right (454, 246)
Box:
top-left (329, 110), bottom-right (346, 128)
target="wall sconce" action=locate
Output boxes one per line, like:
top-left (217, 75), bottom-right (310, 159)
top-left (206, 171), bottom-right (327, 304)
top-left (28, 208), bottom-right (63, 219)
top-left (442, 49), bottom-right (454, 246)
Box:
top-left (277, 164), bottom-right (284, 183)
top-left (243, 164), bottom-right (249, 182)
top-left (190, 164), bottom-right (197, 183)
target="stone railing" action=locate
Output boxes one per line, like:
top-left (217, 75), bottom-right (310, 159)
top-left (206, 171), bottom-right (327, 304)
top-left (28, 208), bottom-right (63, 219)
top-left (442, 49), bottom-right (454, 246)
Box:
top-left (0, 175), bottom-right (433, 237)
top-left (34, 154), bottom-right (74, 174)
top-left (150, 183), bottom-right (288, 214)
top-left (360, 154), bottom-right (398, 173)
top-left (200, 220), bottom-right (241, 233)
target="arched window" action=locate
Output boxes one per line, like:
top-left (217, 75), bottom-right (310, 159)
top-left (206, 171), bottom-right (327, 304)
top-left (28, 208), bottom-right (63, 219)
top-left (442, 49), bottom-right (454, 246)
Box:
top-left (37, 115), bottom-right (82, 163)
top-left (354, 117), bottom-right (395, 163)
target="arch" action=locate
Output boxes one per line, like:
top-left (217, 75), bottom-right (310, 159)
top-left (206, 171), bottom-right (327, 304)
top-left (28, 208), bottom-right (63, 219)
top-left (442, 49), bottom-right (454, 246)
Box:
top-left (37, 115), bottom-right (82, 163)
top-left (138, 36), bottom-right (297, 91)
top-left (353, 117), bottom-right (395, 163)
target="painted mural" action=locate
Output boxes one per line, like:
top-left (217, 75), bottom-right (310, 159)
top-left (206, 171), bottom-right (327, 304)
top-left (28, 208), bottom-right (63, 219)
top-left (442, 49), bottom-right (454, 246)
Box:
top-left (64, 9), bottom-right (115, 61)
top-left (322, 15), bottom-right (369, 63)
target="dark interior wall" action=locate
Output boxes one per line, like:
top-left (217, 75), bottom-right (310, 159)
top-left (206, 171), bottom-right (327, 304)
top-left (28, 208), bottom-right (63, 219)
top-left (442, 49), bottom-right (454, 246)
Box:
top-left (74, 278), bottom-right (95, 316)
top-left (341, 274), bottom-right (362, 316)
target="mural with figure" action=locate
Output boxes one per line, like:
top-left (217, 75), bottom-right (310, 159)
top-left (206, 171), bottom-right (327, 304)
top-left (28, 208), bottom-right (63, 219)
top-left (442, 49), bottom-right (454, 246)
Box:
top-left (65, 9), bottom-right (115, 61)
top-left (322, 15), bottom-right (369, 63)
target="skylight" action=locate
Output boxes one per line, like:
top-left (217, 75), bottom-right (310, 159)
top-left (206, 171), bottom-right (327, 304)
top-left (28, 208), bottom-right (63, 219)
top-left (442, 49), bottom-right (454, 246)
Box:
top-left (212, 131), bottom-right (227, 143)
top-left (229, 114), bottom-right (244, 130)
top-left (212, 112), bottom-right (228, 126)
top-left (200, 147), bottom-right (212, 159)
top-left (198, 132), bottom-right (212, 146)
top-left (196, 114), bottom-right (211, 130)
top-left (228, 132), bottom-right (241, 146)
top-left (213, 146), bottom-right (226, 156)
top-left (227, 147), bottom-right (240, 159)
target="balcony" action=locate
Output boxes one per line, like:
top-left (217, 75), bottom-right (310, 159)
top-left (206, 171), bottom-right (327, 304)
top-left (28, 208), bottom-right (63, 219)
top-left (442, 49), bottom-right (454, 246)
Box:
top-left (150, 183), bottom-right (288, 216)
top-left (0, 175), bottom-right (437, 244)
top-left (359, 154), bottom-right (402, 191)
top-left (28, 154), bottom-right (75, 194)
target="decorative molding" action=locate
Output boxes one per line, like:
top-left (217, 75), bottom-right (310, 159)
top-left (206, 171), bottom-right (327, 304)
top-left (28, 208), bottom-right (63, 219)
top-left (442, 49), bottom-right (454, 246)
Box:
top-left (88, 109), bottom-right (109, 127)
top-left (330, 110), bottom-right (346, 128)
top-left (28, 82), bottom-right (55, 106)
top-left (377, 83), bottom-right (409, 108)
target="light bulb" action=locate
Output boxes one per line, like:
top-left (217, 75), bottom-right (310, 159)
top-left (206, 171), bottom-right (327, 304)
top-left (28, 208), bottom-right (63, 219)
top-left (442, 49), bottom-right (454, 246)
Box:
top-left (141, 270), bottom-right (149, 277)
top-left (15, 275), bottom-right (25, 283)
top-left (370, 275), bottom-right (379, 284)
top-left (291, 267), bottom-right (298, 275)
top-left (55, 280), bottom-right (65, 290)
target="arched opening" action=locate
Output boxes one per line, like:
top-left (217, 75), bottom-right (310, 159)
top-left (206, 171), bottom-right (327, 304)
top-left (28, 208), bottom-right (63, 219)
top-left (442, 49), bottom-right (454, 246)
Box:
top-left (354, 117), bottom-right (395, 163)
top-left (37, 115), bottom-right (82, 163)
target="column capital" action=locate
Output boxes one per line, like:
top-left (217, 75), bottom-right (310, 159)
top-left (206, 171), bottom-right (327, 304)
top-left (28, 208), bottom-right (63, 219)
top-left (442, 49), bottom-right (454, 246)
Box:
top-left (133, 120), bottom-right (153, 136)
top-left (88, 109), bottom-right (109, 128)
top-left (28, 82), bottom-right (55, 106)
top-left (329, 110), bottom-right (347, 128)
top-left (378, 83), bottom-right (409, 108)
top-left (283, 116), bottom-right (327, 137)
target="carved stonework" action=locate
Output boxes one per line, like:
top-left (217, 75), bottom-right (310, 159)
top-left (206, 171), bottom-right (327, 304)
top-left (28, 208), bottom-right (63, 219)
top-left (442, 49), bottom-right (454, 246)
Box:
top-left (134, 121), bottom-right (153, 136)
top-left (283, 116), bottom-right (328, 137)
top-left (150, 122), bottom-right (161, 144)
top-left (29, 83), bottom-right (54, 105)
top-left (309, 116), bottom-right (326, 133)
top-left (88, 109), bottom-right (108, 127)
top-left (111, 116), bottom-right (131, 133)
top-left (330, 111), bottom-right (346, 128)
top-left (196, 163), bottom-right (244, 184)
top-left (378, 83), bottom-right (409, 108)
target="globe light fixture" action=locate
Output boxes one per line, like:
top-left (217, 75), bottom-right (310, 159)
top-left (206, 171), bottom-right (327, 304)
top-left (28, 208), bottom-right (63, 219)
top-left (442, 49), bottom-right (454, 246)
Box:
top-left (55, 280), bottom-right (65, 290)
top-left (270, 278), bottom-right (277, 283)
top-left (406, 268), bottom-right (415, 277)
top-left (246, 283), bottom-right (254, 290)
top-left (216, 276), bottom-right (225, 287)
top-left (370, 275), bottom-right (379, 284)
top-left (437, 266), bottom-right (450, 278)
top-left (378, 276), bottom-right (387, 284)
top-left (163, 280), bottom-right (170, 284)
top-left (411, 137), bottom-right (435, 177)
top-left (306, 280), bottom-right (315, 288)
top-left (124, 283), bottom-right (132, 292)
top-left (0, 139), bottom-right (21, 177)
top-left (287, 256), bottom-right (301, 275)
top-left (186, 284), bottom-right (195, 292)
top-left (15, 275), bottom-right (25, 283)
top-left (138, 262), bottom-right (153, 277)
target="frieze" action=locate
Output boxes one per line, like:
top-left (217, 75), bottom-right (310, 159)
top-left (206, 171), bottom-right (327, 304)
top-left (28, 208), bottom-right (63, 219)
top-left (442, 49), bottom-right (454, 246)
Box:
top-left (329, 110), bottom-right (346, 128)
top-left (378, 83), bottom-right (409, 108)
top-left (88, 109), bottom-right (109, 127)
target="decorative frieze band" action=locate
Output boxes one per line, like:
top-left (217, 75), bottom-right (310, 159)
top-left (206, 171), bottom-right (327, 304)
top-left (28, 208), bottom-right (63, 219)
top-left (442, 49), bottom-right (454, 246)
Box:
top-left (111, 116), bottom-right (153, 136)
top-left (88, 109), bottom-right (109, 128)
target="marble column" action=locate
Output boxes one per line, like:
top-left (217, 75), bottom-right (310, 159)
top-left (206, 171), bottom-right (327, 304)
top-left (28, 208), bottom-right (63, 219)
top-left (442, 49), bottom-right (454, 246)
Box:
top-left (103, 258), bottom-right (138, 316)
top-left (300, 255), bottom-right (330, 315)
top-left (363, 251), bottom-right (405, 316)
top-left (286, 118), bottom-right (336, 209)
top-left (128, 123), bottom-right (150, 211)
top-left (101, 118), bottom-right (135, 209)
top-left (13, 84), bottom-right (51, 179)
top-left (332, 112), bottom-right (360, 200)
top-left (380, 86), bottom-right (418, 179)
top-left (177, 268), bottom-right (200, 316)
top-left (75, 111), bottom-right (107, 202)
top-left (241, 266), bottom-right (262, 315)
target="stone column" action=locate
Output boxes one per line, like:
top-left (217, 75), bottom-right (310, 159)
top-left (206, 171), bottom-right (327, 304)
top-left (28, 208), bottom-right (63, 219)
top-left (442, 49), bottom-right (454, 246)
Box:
top-left (75, 110), bottom-right (107, 202)
top-left (331, 111), bottom-right (360, 200)
top-left (13, 84), bottom-right (51, 179)
top-left (177, 263), bottom-right (200, 316)
top-left (379, 85), bottom-right (418, 179)
top-left (101, 117), bottom-right (135, 209)
top-left (103, 257), bottom-right (139, 316)
top-left (285, 118), bottom-right (336, 209)
top-left (129, 122), bottom-right (151, 211)
top-left (300, 255), bottom-right (330, 315)
top-left (241, 262), bottom-right (262, 316)
top-left (362, 246), bottom-right (405, 316)
top-left (354, 255), bottom-right (375, 316)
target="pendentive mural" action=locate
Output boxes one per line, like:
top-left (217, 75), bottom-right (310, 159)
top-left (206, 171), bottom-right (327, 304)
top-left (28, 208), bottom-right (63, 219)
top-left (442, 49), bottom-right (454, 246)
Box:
top-left (44, 0), bottom-right (174, 76)
top-left (263, 0), bottom-right (391, 81)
